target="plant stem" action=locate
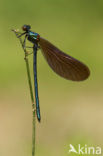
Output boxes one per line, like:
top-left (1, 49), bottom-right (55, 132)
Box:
top-left (25, 57), bottom-right (36, 156)
top-left (12, 30), bottom-right (36, 156)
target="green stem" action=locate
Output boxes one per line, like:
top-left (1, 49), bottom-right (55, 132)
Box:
top-left (25, 57), bottom-right (36, 156)
top-left (25, 57), bottom-right (34, 103)
top-left (12, 30), bottom-right (36, 156)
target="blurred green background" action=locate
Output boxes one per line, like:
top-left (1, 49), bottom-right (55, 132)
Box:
top-left (1, 0), bottom-right (103, 155)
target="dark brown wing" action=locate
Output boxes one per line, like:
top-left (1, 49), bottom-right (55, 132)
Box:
top-left (39, 37), bottom-right (90, 81)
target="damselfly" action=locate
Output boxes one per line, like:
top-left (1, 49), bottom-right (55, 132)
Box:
top-left (13, 25), bottom-right (90, 122)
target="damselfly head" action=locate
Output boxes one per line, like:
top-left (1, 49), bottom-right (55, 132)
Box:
top-left (22, 25), bottom-right (31, 31)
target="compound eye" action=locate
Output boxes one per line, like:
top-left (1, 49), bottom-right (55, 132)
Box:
top-left (27, 25), bottom-right (31, 30)
top-left (22, 25), bottom-right (27, 31)
top-left (22, 25), bottom-right (31, 31)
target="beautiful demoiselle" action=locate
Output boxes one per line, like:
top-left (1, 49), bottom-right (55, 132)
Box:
top-left (14, 25), bottom-right (90, 122)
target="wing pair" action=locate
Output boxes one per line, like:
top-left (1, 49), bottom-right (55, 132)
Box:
top-left (39, 37), bottom-right (90, 81)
